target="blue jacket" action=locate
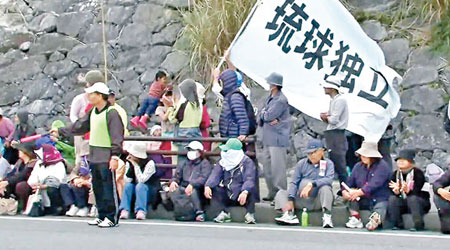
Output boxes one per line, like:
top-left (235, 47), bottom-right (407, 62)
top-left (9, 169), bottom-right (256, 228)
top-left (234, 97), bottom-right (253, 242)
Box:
top-left (219, 70), bottom-right (250, 137)
top-left (258, 91), bottom-right (291, 147)
top-left (288, 158), bottom-right (335, 200)
top-left (346, 159), bottom-right (391, 202)
top-left (205, 155), bottom-right (256, 200)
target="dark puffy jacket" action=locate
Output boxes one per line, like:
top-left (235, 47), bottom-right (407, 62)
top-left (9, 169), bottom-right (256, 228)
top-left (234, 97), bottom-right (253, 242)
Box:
top-left (219, 70), bottom-right (250, 138)
top-left (205, 155), bottom-right (256, 200)
top-left (172, 158), bottom-right (212, 188)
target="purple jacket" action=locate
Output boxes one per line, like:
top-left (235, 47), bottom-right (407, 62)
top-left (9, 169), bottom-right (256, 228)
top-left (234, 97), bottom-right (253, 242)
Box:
top-left (205, 155), bottom-right (256, 200)
top-left (346, 159), bottom-right (391, 202)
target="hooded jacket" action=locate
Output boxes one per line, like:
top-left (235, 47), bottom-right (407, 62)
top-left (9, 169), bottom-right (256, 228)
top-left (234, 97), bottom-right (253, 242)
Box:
top-left (13, 110), bottom-right (36, 141)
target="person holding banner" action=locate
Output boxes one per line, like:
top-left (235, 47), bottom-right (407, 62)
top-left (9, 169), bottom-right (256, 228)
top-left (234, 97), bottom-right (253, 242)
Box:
top-left (258, 72), bottom-right (292, 203)
top-left (320, 76), bottom-right (349, 184)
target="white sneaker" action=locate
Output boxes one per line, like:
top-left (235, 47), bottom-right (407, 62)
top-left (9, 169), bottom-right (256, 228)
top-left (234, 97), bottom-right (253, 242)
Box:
top-left (275, 211), bottom-right (300, 225)
top-left (98, 218), bottom-right (117, 228)
top-left (213, 211), bottom-right (231, 223)
top-left (345, 216), bottom-right (363, 229)
top-left (87, 218), bottom-right (102, 226)
top-left (88, 206), bottom-right (98, 218)
top-left (65, 205), bottom-right (79, 217)
top-left (244, 213), bottom-right (256, 224)
top-left (75, 207), bottom-right (89, 217)
top-left (322, 213), bottom-right (334, 228)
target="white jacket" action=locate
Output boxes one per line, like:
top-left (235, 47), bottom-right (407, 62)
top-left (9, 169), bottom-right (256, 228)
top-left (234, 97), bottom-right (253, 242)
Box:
top-left (27, 161), bottom-right (66, 186)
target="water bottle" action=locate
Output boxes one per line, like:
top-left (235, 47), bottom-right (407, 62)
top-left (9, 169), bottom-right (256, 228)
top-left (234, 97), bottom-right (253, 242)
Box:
top-left (301, 208), bottom-right (308, 227)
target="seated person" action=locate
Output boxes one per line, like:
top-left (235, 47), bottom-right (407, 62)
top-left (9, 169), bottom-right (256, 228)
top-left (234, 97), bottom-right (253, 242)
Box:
top-left (433, 166), bottom-right (450, 234)
top-left (169, 141), bottom-right (212, 222)
top-left (0, 152), bottom-right (11, 180)
top-left (387, 149), bottom-right (430, 231)
top-left (275, 139), bottom-right (335, 228)
top-left (0, 143), bottom-right (38, 212)
top-left (205, 138), bottom-right (257, 224)
top-left (61, 158), bottom-right (91, 217)
top-left (27, 144), bottom-right (67, 215)
top-left (341, 141), bottom-right (391, 231)
top-left (119, 143), bottom-right (161, 220)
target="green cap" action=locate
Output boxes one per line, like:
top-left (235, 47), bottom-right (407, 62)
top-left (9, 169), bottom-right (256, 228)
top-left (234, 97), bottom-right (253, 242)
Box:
top-left (51, 120), bottom-right (65, 130)
top-left (219, 138), bottom-right (243, 151)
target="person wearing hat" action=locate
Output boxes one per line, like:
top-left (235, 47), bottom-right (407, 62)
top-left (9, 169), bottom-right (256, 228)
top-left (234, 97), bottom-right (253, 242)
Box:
top-left (108, 90), bottom-right (130, 136)
top-left (70, 70), bottom-right (105, 186)
top-left (432, 163), bottom-right (450, 234)
top-left (387, 149), bottom-right (430, 231)
top-left (258, 72), bottom-right (292, 203)
top-left (320, 75), bottom-right (349, 185)
top-left (54, 82), bottom-right (124, 228)
top-left (0, 142), bottom-right (38, 212)
top-left (205, 138), bottom-right (257, 224)
top-left (341, 141), bottom-right (391, 231)
top-left (169, 141), bottom-right (212, 222)
top-left (9, 110), bottom-right (36, 164)
top-left (0, 107), bottom-right (16, 164)
top-left (275, 139), bottom-right (335, 228)
top-left (119, 142), bottom-right (160, 220)
top-left (130, 70), bottom-right (170, 130)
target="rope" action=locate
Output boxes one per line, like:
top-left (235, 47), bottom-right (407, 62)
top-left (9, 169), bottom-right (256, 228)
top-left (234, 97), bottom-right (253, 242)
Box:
top-left (100, 0), bottom-right (108, 83)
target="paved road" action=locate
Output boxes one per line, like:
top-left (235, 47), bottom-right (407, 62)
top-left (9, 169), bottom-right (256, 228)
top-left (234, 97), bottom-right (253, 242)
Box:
top-left (0, 216), bottom-right (449, 250)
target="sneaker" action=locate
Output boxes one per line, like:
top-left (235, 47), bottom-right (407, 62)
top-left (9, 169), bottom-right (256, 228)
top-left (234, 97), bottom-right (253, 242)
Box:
top-left (87, 218), bottom-right (102, 226)
top-left (135, 210), bottom-right (146, 220)
top-left (195, 212), bottom-right (205, 222)
top-left (89, 206), bottom-right (98, 218)
top-left (275, 211), bottom-right (300, 225)
top-left (345, 216), bottom-right (363, 229)
top-left (366, 212), bottom-right (381, 231)
top-left (119, 210), bottom-right (129, 220)
top-left (98, 218), bottom-right (117, 228)
top-left (213, 211), bottom-right (231, 223)
top-left (65, 205), bottom-right (79, 217)
top-left (322, 213), bottom-right (334, 228)
top-left (245, 213), bottom-right (256, 224)
top-left (75, 207), bottom-right (89, 217)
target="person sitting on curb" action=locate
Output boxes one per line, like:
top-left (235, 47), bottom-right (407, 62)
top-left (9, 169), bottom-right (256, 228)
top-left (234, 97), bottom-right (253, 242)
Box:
top-left (341, 141), bottom-right (391, 231)
top-left (169, 141), bottom-right (212, 222)
top-left (119, 143), bottom-right (160, 220)
top-left (275, 139), bottom-right (335, 228)
top-left (433, 164), bottom-right (450, 234)
top-left (204, 138), bottom-right (257, 224)
top-left (387, 149), bottom-right (430, 231)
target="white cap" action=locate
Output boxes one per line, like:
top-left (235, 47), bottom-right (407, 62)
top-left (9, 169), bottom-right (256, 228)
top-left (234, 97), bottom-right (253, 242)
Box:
top-left (185, 141), bottom-right (204, 151)
top-left (321, 75), bottom-right (342, 91)
top-left (85, 82), bottom-right (110, 95)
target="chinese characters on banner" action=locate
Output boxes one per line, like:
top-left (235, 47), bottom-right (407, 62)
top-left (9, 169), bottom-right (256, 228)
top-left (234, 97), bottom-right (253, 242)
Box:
top-left (229, 0), bottom-right (401, 141)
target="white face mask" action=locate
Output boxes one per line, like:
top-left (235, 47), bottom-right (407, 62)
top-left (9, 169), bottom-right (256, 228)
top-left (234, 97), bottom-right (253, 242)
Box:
top-left (187, 151), bottom-right (200, 161)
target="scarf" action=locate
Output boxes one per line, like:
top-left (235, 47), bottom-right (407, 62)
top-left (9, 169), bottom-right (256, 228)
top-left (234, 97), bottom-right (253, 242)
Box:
top-left (219, 149), bottom-right (245, 171)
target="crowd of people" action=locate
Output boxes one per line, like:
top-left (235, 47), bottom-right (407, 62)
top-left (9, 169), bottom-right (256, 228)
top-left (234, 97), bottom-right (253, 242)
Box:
top-left (0, 59), bottom-right (449, 234)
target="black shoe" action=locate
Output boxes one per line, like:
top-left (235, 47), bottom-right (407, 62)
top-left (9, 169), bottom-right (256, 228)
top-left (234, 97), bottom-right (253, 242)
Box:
top-left (262, 197), bottom-right (273, 202)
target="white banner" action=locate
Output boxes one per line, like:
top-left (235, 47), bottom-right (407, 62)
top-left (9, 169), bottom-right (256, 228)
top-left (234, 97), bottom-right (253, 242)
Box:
top-left (229, 0), bottom-right (401, 141)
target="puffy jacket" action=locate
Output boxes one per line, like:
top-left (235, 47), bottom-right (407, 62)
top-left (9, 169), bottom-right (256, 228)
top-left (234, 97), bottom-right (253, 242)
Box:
top-left (172, 158), bottom-right (212, 188)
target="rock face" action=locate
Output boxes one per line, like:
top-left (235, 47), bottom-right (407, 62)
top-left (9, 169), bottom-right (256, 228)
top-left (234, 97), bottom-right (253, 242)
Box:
top-left (1, 0), bottom-right (450, 171)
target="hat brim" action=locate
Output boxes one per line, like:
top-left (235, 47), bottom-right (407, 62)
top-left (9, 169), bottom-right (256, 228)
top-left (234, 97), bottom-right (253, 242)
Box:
top-left (305, 147), bottom-right (326, 154)
top-left (266, 79), bottom-right (282, 86)
top-left (129, 151), bottom-right (147, 159)
top-left (355, 148), bottom-right (382, 158)
top-left (219, 144), bottom-right (230, 151)
top-left (85, 84), bottom-right (109, 95)
top-left (395, 156), bottom-right (414, 162)
top-left (321, 82), bottom-right (340, 90)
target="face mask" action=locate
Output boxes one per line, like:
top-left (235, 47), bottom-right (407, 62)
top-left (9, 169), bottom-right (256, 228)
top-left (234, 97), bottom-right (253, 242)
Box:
top-left (187, 151), bottom-right (200, 161)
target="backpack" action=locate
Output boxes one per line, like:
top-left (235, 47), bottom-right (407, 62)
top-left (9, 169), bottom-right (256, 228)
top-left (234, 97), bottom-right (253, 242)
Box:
top-left (0, 198), bottom-right (18, 216)
top-left (172, 192), bottom-right (196, 221)
top-left (425, 163), bottom-right (445, 184)
top-left (227, 91), bottom-right (257, 135)
top-left (444, 105), bottom-right (450, 134)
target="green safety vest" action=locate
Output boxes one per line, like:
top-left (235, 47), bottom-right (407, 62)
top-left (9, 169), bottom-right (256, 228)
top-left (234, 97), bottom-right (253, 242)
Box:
top-left (89, 106), bottom-right (116, 148)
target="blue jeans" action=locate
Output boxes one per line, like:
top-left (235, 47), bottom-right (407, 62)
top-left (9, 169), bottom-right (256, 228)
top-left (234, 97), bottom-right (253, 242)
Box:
top-left (137, 96), bottom-right (159, 116)
top-left (120, 182), bottom-right (151, 213)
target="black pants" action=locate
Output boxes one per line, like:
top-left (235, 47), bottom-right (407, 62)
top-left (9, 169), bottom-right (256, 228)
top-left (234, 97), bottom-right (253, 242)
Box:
top-left (434, 195), bottom-right (450, 234)
top-left (212, 187), bottom-right (255, 214)
top-left (324, 130), bottom-right (348, 184)
top-left (388, 195), bottom-right (430, 230)
top-left (46, 187), bottom-right (63, 215)
top-left (91, 163), bottom-right (119, 224)
top-left (60, 184), bottom-right (89, 209)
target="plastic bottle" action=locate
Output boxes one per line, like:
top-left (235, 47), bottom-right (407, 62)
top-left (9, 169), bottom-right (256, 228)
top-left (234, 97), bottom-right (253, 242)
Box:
top-left (301, 208), bottom-right (308, 227)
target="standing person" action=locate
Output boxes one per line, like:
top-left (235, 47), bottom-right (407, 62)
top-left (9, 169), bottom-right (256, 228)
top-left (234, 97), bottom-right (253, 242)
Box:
top-left (54, 82), bottom-right (124, 228)
top-left (320, 76), bottom-right (349, 184)
top-left (387, 149), bottom-right (430, 231)
top-left (341, 141), bottom-right (391, 231)
top-left (258, 72), bottom-right (292, 202)
top-left (205, 138), bottom-right (257, 224)
top-left (433, 166), bottom-right (450, 234)
top-left (0, 108), bottom-right (16, 164)
top-left (275, 139), bottom-right (335, 228)
top-left (130, 71), bottom-right (170, 130)
top-left (108, 90), bottom-right (129, 137)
